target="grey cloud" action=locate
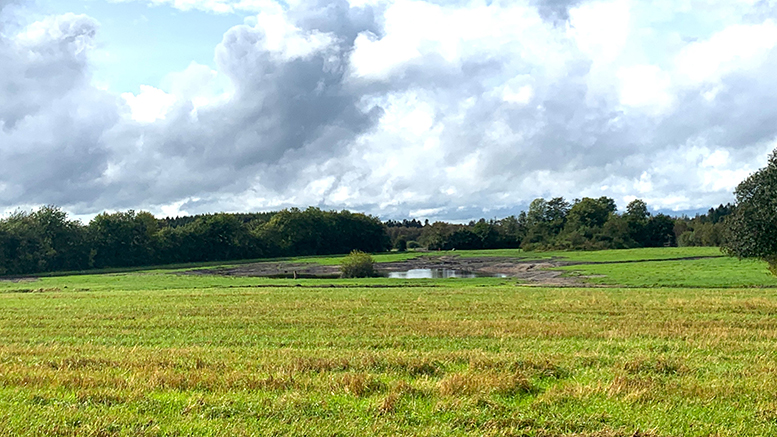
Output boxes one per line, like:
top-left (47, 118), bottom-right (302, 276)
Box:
top-left (0, 10), bottom-right (119, 207)
top-left (84, 1), bottom-right (382, 210)
top-left (534, 0), bottom-right (586, 23)
top-left (672, 69), bottom-right (777, 149)
top-left (0, 0), bottom-right (22, 17)
top-left (0, 0), bottom-right (775, 221)
top-left (1, 14), bottom-right (99, 130)
top-left (290, 0), bottom-right (381, 43)
top-left (749, 0), bottom-right (777, 21)
top-left (330, 27), bottom-right (777, 219)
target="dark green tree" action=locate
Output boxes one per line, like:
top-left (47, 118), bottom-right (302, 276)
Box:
top-left (31, 205), bottom-right (89, 272)
top-left (521, 197), bottom-right (570, 249)
top-left (394, 235), bottom-right (408, 252)
top-left (472, 219), bottom-right (499, 249)
top-left (623, 199), bottom-right (650, 245)
top-left (723, 150), bottom-right (777, 272)
top-left (644, 214), bottom-right (677, 247)
top-left (88, 210), bottom-right (159, 268)
top-left (0, 207), bottom-right (88, 274)
top-left (566, 197), bottom-right (616, 230)
top-left (494, 215), bottom-right (522, 248)
top-left (419, 222), bottom-right (453, 250)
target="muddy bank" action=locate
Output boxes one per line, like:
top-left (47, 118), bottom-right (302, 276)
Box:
top-left (184, 255), bottom-right (587, 286)
top-left (185, 262), bottom-right (341, 279)
top-left (378, 256), bottom-right (583, 286)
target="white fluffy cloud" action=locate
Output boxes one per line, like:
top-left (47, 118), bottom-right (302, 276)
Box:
top-left (3, 0), bottom-right (777, 220)
top-left (122, 86), bottom-right (177, 123)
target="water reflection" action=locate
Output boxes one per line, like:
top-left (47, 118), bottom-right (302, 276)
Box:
top-left (387, 268), bottom-right (505, 279)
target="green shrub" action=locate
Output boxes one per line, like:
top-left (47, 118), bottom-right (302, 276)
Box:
top-left (340, 250), bottom-right (376, 278)
top-left (407, 240), bottom-right (421, 249)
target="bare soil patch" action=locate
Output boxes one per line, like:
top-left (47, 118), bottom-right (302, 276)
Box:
top-left (185, 262), bottom-right (341, 279)
top-left (184, 255), bottom-right (589, 286)
top-left (378, 255), bottom-right (584, 286)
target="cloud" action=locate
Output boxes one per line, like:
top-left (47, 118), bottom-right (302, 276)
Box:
top-left (675, 19), bottom-right (777, 84)
top-left (534, 0), bottom-right (587, 23)
top-left (122, 85), bottom-right (177, 123)
top-left (0, 8), bottom-right (119, 209)
top-left (3, 0), bottom-right (777, 221)
top-left (109, 0), bottom-right (275, 14)
top-left (86, 0), bottom-right (382, 212)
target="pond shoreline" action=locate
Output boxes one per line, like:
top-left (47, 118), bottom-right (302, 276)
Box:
top-left (182, 255), bottom-right (587, 286)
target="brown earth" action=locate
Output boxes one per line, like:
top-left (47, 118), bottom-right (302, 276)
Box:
top-left (378, 255), bottom-right (585, 286)
top-left (185, 262), bottom-right (342, 279)
top-left (184, 255), bottom-right (589, 286)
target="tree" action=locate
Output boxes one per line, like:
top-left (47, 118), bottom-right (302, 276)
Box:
top-left (419, 222), bottom-right (452, 250)
top-left (521, 197), bottom-right (570, 249)
top-left (88, 210), bottom-right (158, 268)
top-left (624, 199), bottom-right (650, 245)
top-left (258, 208), bottom-right (389, 257)
top-left (566, 197), bottom-right (616, 230)
top-left (644, 214), bottom-right (677, 247)
top-left (160, 214), bottom-right (258, 263)
top-left (31, 205), bottom-right (89, 272)
top-left (599, 215), bottom-right (637, 249)
top-left (624, 199), bottom-right (649, 222)
top-left (723, 150), bottom-right (777, 272)
top-left (0, 207), bottom-right (89, 274)
top-left (472, 219), bottom-right (499, 249)
top-left (494, 215), bottom-right (522, 248)
top-left (556, 197), bottom-right (623, 250)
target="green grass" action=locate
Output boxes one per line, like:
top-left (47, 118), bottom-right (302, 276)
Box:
top-left (552, 251), bottom-right (777, 288)
top-left (2, 247), bottom-right (777, 435)
top-left (299, 247), bottom-right (723, 265)
top-left (378, 246), bottom-right (720, 262)
top-left (528, 246), bottom-right (722, 262)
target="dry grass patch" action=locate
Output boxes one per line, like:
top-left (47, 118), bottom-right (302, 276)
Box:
top-left (607, 375), bottom-right (661, 403)
top-left (337, 372), bottom-right (386, 397)
top-left (438, 372), bottom-right (537, 397)
top-left (289, 356), bottom-right (351, 373)
top-left (375, 380), bottom-right (426, 414)
top-left (468, 355), bottom-right (569, 379)
top-left (622, 356), bottom-right (688, 376)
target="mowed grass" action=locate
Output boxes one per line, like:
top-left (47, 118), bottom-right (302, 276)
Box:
top-left (555, 256), bottom-right (777, 288)
top-left (444, 246), bottom-right (723, 262)
top-left (1, 251), bottom-right (777, 436)
top-left (530, 247), bottom-right (777, 288)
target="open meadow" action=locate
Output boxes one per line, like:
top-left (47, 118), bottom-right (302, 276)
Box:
top-left (1, 248), bottom-right (777, 436)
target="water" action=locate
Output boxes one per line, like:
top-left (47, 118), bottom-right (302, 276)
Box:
top-left (386, 268), bottom-right (506, 279)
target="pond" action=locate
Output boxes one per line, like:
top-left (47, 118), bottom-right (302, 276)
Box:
top-left (386, 268), bottom-right (507, 279)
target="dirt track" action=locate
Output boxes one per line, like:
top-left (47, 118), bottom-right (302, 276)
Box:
top-left (185, 255), bottom-right (588, 286)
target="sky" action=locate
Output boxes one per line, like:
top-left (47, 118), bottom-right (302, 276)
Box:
top-left (1, 0), bottom-right (777, 222)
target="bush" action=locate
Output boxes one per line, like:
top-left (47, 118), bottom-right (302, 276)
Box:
top-left (340, 250), bottom-right (376, 278)
top-left (394, 236), bottom-right (407, 252)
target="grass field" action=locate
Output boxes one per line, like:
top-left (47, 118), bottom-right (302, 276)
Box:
top-left (2, 248), bottom-right (777, 436)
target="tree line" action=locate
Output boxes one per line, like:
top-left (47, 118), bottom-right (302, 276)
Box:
top-left (0, 198), bottom-right (733, 276)
top-left (0, 207), bottom-right (390, 275)
top-left (387, 198), bottom-right (733, 251)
